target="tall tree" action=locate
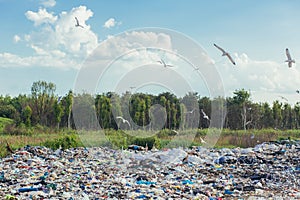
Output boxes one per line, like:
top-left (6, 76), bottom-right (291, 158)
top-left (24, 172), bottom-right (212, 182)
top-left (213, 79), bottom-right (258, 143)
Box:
top-left (261, 102), bottom-right (274, 128)
top-left (65, 90), bottom-right (73, 129)
top-left (233, 89), bottom-right (251, 130)
top-left (31, 81), bottom-right (56, 126)
top-left (22, 105), bottom-right (32, 127)
top-left (272, 101), bottom-right (282, 129)
top-left (54, 100), bottom-right (63, 129)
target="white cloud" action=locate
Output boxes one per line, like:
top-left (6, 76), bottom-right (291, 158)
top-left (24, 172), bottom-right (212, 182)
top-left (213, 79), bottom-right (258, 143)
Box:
top-left (93, 31), bottom-right (173, 60)
top-left (103, 18), bottom-right (121, 29)
top-left (0, 52), bottom-right (77, 69)
top-left (0, 6), bottom-right (99, 69)
top-left (216, 53), bottom-right (300, 104)
top-left (53, 6), bottom-right (98, 55)
top-left (31, 45), bottom-right (48, 55)
top-left (39, 0), bottom-right (56, 8)
top-left (25, 8), bottom-right (57, 26)
top-left (13, 35), bottom-right (21, 43)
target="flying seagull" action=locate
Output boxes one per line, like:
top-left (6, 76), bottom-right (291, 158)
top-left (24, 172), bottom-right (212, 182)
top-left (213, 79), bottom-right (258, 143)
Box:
top-left (116, 116), bottom-right (130, 127)
top-left (184, 108), bottom-right (196, 114)
top-left (213, 43), bottom-right (236, 65)
top-left (75, 17), bottom-right (84, 28)
top-left (285, 48), bottom-right (295, 68)
top-left (245, 120), bottom-right (252, 126)
top-left (157, 58), bottom-right (173, 68)
top-left (278, 95), bottom-right (288, 102)
top-left (279, 95), bottom-right (288, 101)
top-left (57, 96), bottom-right (62, 104)
top-left (193, 66), bottom-right (200, 71)
top-left (200, 109), bottom-right (210, 120)
top-left (200, 137), bottom-right (207, 144)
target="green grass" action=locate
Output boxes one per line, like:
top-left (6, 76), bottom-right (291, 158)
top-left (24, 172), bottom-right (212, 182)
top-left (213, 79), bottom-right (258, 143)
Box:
top-left (0, 117), bottom-right (13, 133)
top-left (1, 127), bottom-right (300, 157)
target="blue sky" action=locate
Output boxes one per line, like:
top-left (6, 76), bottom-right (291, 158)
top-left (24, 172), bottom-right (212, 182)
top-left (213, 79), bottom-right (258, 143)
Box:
top-left (1, 0), bottom-right (300, 104)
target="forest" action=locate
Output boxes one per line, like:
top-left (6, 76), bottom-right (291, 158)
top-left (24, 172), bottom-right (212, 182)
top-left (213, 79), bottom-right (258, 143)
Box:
top-left (1, 80), bottom-right (300, 132)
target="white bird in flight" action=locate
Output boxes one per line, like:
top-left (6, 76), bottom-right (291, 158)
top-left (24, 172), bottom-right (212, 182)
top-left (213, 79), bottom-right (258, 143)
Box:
top-left (157, 58), bottom-right (174, 68)
top-left (57, 96), bottom-right (62, 104)
top-left (184, 108), bottom-right (196, 114)
top-left (75, 17), bottom-right (84, 28)
top-left (285, 48), bottom-right (295, 68)
top-left (200, 137), bottom-right (207, 144)
top-left (116, 116), bottom-right (130, 127)
top-left (213, 43), bottom-right (236, 65)
top-left (201, 109), bottom-right (210, 120)
top-left (193, 66), bottom-right (200, 71)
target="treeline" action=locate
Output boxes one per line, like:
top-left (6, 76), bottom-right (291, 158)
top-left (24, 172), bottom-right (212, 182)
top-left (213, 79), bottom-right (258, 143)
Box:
top-left (1, 80), bottom-right (300, 131)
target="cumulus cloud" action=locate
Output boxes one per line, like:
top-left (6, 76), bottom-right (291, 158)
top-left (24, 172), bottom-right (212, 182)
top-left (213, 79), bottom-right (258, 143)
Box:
top-left (13, 35), bottom-right (21, 43)
top-left (39, 0), bottom-right (56, 8)
top-left (25, 8), bottom-right (57, 26)
top-left (215, 52), bottom-right (300, 103)
top-left (103, 18), bottom-right (121, 29)
top-left (93, 31), bottom-right (173, 60)
top-left (0, 52), bottom-right (76, 68)
top-left (2, 6), bottom-right (99, 69)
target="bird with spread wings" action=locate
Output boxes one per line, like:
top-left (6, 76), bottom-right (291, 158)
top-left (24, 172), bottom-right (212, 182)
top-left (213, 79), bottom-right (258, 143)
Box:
top-left (116, 116), bottom-right (131, 127)
top-left (75, 17), bottom-right (84, 28)
top-left (214, 43), bottom-right (236, 65)
top-left (157, 58), bottom-right (174, 68)
top-left (285, 48), bottom-right (295, 68)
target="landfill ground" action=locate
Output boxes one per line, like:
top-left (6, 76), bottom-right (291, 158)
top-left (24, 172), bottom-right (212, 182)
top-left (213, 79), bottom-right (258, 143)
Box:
top-left (0, 140), bottom-right (300, 200)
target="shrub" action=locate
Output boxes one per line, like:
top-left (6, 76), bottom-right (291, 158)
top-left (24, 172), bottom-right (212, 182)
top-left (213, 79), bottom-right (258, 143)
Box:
top-left (43, 134), bottom-right (83, 150)
top-left (131, 136), bottom-right (160, 149)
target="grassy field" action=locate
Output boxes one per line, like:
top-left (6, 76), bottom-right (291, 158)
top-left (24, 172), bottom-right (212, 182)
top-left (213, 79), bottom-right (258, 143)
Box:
top-left (0, 117), bottom-right (13, 133)
top-left (1, 117), bottom-right (300, 157)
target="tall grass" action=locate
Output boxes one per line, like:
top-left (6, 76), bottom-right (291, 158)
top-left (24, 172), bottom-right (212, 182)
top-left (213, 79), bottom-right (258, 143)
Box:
top-left (1, 126), bottom-right (299, 157)
top-left (0, 117), bottom-right (13, 133)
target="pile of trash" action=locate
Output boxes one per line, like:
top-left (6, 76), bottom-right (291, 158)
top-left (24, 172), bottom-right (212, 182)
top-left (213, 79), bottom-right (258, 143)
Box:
top-left (0, 140), bottom-right (300, 199)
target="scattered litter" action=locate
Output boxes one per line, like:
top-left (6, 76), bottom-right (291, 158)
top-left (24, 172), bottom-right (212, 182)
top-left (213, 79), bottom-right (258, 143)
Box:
top-left (0, 140), bottom-right (299, 198)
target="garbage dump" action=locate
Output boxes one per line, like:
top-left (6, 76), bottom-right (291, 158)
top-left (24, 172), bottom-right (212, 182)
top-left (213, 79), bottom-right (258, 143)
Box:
top-left (0, 140), bottom-right (299, 199)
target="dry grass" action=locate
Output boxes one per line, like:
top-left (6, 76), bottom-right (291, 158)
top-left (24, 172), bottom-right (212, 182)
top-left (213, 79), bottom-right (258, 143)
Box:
top-left (1, 128), bottom-right (299, 157)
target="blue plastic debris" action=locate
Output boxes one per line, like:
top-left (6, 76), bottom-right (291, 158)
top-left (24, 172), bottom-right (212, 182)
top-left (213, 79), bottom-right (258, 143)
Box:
top-left (182, 179), bottom-right (194, 185)
top-left (18, 187), bottom-right (42, 193)
top-left (136, 194), bottom-right (148, 199)
top-left (224, 189), bottom-right (233, 195)
top-left (136, 180), bottom-right (156, 185)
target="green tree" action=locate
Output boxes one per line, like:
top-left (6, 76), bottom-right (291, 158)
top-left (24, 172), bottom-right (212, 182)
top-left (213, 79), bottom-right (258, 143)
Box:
top-left (294, 102), bottom-right (300, 129)
top-left (282, 103), bottom-right (293, 129)
top-left (272, 101), bottom-right (282, 129)
top-left (95, 94), bottom-right (112, 129)
top-left (261, 102), bottom-right (274, 128)
top-left (31, 81), bottom-right (56, 126)
top-left (65, 90), bottom-right (73, 129)
top-left (54, 101), bottom-right (63, 129)
top-left (73, 93), bottom-right (97, 130)
top-left (22, 105), bottom-right (32, 127)
top-left (233, 89), bottom-right (251, 130)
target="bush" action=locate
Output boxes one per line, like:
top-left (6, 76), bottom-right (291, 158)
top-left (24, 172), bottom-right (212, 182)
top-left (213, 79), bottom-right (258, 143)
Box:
top-left (130, 136), bottom-right (160, 149)
top-left (43, 134), bottom-right (83, 150)
top-left (3, 124), bottom-right (33, 136)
